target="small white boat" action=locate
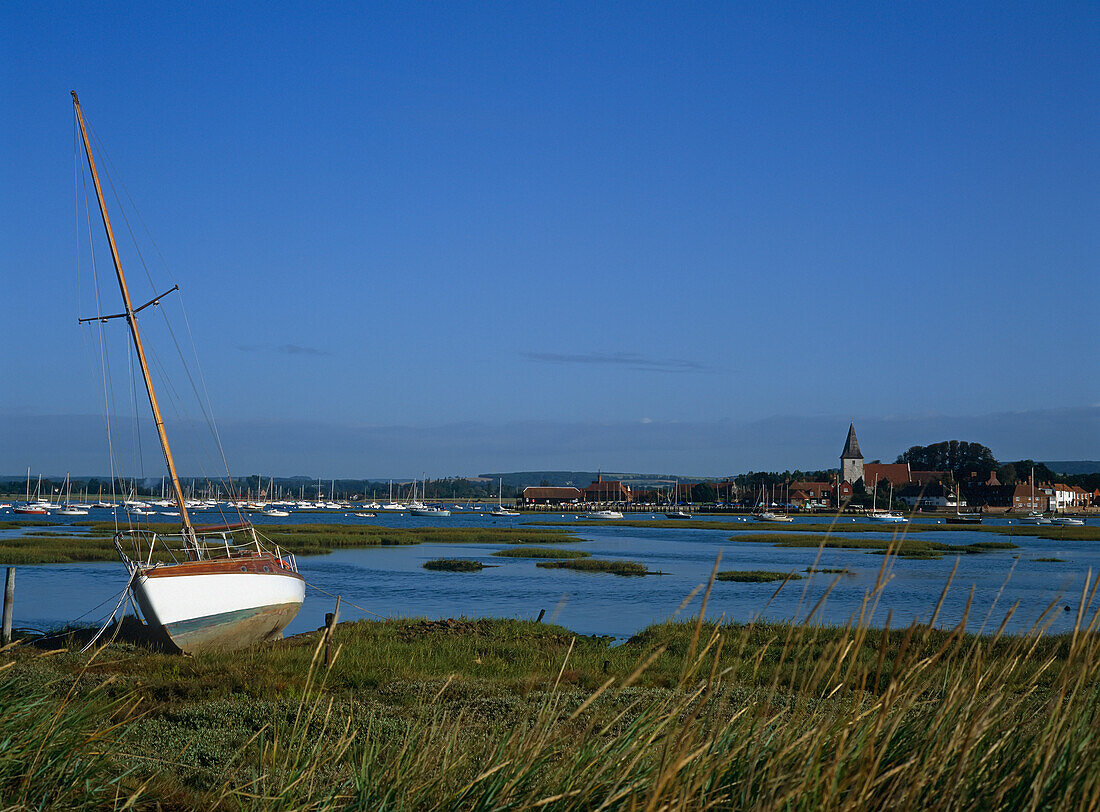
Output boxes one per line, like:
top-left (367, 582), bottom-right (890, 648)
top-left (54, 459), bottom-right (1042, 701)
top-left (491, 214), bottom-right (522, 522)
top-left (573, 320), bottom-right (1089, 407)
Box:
top-left (1017, 513), bottom-right (1051, 525)
top-left (754, 512), bottom-right (794, 523)
top-left (488, 507), bottom-right (520, 517)
top-left (410, 506), bottom-right (452, 517)
top-left (14, 504), bottom-right (49, 515)
top-left (665, 511), bottom-right (692, 519)
top-left (866, 512), bottom-right (907, 523)
top-left (586, 510), bottom-right (624, 519)
top-left (1051, 516), bottom-right (1085, 526)
top-left (261, 508), bottom-right (290, 517)
top-left (58, 505), bottom-right (90, 516)
top-left (353, 512), bottom-right (376, 518)
top-left (380, 502), bottom-right (406, 511)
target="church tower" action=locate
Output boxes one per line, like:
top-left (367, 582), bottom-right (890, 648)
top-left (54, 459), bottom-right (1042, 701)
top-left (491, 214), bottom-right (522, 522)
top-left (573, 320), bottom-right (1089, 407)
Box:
top-left (840, 423), bottom-right (864, 484)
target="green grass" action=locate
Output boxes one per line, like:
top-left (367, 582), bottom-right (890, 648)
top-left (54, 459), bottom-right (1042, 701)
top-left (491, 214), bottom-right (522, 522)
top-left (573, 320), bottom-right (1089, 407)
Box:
top-left (0, 522), bottom-right (581, 565)
top-left (539, 518), bottom-right (1100, 541)
top-left (491, 546), bottom-right (592, 559)
top-left (716, 570), bottom-right (803, 582)
top-left (5, 588), bottom-right (1100, 810)
top-left (536, 559), bottom-right (650, 576)
top-left (806, 566), bottom-right (849, 574)
top-left (423, 558), bottom-right (485, 572)
top-left (728, 533), bottom-right (1019, 559)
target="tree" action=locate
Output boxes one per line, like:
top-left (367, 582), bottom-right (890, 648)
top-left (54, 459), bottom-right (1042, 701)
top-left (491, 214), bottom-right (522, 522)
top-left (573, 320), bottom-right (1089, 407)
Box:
top-left (897, 441), bottom-right (997, 481)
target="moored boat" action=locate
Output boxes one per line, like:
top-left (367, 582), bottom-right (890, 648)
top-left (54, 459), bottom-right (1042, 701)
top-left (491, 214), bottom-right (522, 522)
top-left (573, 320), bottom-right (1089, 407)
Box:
top-left (72, 92), bottom-right (304, 653)
top-left (586, 510), bottom-right (624, 519)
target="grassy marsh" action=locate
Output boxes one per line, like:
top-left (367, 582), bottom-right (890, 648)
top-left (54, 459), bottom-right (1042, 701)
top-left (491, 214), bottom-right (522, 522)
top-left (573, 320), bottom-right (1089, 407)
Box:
top-left (5, 582), bottom-right (1100, 811)
top-left (0, 521), bottom-right (581, 565)
top-left (423, 558), bottom-right (485, 572)
top-left (716, 570), bottom-right (803, 582)
top-left (541, 518), bottom-right (1100, 541)
top-left (535, 559), bottom-right (651, 576)
top-left (728, 533), bottom-right (1019, 559)
top-left (491, 547), bottom-right (591, 559)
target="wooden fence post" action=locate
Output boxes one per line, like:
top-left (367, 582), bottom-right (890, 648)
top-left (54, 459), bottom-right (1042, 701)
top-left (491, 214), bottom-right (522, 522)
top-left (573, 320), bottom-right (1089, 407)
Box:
top-left (2, 568), bottom-right (13, 645)
top-left (325, 595), bottom-right (341, 668)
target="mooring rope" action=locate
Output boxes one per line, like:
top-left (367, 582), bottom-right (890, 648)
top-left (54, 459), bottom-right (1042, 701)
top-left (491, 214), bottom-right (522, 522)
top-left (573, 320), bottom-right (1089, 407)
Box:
top-left (303, 579), bottom-right (387, 620)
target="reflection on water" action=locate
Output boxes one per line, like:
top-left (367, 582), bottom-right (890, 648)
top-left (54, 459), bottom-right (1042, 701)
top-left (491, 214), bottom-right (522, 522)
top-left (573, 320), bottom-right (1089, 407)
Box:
top-left (5, 511), bottom-right (1097, 640)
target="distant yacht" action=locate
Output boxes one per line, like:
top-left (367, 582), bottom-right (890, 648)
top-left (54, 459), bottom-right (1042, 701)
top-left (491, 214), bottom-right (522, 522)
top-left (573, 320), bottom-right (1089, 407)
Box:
top-left (586, 510), bottom-right (624, 519)
top-left (866, 511), bottom-right (906, 523)
top-left (410, 506), bottom-right (452, 517)
top-left (754, 511), bottom-right (793, 523)
top-left (488, 477), bottom-right (519, 516)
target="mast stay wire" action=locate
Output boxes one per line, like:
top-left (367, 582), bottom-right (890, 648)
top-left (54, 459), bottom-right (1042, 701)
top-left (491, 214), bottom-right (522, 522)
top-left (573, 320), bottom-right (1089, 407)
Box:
top-left (86, 121), bottom-right (242, 510)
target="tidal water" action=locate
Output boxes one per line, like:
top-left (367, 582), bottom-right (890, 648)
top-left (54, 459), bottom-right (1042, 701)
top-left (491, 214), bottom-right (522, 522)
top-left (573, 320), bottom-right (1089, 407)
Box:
top-left (5, 511), bottom-right (1098, 640)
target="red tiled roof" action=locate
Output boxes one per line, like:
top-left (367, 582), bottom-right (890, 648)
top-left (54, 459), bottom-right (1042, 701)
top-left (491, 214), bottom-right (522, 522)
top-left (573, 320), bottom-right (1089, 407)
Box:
top-left (863, 463), bottom-right (911, 487)
top-left (522, 487), bottom-right (583, 499)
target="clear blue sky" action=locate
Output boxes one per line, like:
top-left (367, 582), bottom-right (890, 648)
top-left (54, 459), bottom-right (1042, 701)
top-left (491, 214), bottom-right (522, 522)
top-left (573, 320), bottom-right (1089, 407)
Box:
top-left (2, 2), bottom-right (1098, 477)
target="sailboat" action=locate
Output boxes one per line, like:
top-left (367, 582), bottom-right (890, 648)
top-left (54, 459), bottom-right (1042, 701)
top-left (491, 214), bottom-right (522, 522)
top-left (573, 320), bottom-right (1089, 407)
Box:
top-left (866, 481), bottom-right (905, 523)
top-left (1018, 469), bottom-right (1052, 525)
top-left (58, 474), bottom-right (89, 516)
top-left (755, 483), bottom-right (793, 522)
top-left (664, 483), bottom-right (691, 519)
top-left (14, 469), bottom-right (50, 514)
top-left (944, 485), bottom-right (982, 524)
top-left (380, 479), bottom-right (406, 511)
top-left (488, 478), bottom-right (520, 517)
top-left (409, 477), bottom-right (451, 517)
top-left (72, 93), bottom-right (304, 653)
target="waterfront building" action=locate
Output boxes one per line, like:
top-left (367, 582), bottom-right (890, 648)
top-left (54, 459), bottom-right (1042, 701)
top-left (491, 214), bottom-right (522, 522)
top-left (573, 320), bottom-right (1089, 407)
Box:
top-left (1012, 480), bottom-right (1049, 512)
top-left (521, 487), bottom-right (583, 505)
top-left (583, 476), bottom-right (632, 503)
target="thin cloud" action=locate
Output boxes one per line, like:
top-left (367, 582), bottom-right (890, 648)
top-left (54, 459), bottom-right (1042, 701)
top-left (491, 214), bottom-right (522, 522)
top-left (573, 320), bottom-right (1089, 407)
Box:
top-left (238, 343), bottom-right (333, 357)
top-left (523, 351), bottom-right (710, 373)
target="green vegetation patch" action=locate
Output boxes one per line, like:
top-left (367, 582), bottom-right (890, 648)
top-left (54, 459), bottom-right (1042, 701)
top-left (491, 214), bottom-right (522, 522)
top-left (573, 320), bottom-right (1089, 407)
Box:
top-left (423, 558), bottom-right (485, 572)
top-left (536, 559), bottom-right (650, 576)
top-left (0, 522), bottom-right (581, 565)
top-left (492, 547), bottom-right (591, 559)
top-left (539, 519), bottom-right (1100, 542)
top-left (1032, 557), bottom-right (1066, 563)
top-left (716, 570), bottom-right (803, 583)
top-left (806, 567), bottom-right (849, 574)
top-left (729, 533), bottom-right (1019, 560)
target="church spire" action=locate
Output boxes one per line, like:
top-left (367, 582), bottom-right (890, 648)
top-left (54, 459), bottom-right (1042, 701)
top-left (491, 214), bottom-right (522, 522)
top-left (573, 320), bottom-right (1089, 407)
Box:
top-left (841, 423), bottom-right (863, 460)
top-left (840, 423), bottom-right (865, 485)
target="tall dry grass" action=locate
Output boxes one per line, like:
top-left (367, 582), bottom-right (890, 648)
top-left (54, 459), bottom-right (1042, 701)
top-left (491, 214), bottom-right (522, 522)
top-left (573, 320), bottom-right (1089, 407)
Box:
top-left (4, 542), bottom-right (1100, 809)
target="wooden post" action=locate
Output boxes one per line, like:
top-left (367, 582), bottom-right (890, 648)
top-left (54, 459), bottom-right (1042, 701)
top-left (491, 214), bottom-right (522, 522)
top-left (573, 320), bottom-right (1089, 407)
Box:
top-left (2, 568), bottom-right (13, 645)
top-left (536, 609), bottom-right (545, 624)
top-left (325, 595), bottom-right (341, 668)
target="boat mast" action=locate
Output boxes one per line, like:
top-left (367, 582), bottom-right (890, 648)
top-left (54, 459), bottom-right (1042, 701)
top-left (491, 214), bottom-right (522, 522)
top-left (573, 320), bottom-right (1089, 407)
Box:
top-left (72, 92), bottom-right (195, 548)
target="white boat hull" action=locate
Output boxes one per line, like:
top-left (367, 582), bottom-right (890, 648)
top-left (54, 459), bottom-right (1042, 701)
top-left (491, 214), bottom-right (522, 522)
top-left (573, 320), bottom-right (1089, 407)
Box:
top-left (131, 558), bottom-right (304, 654)
top-left (866, 513), bottom-right (907, 523)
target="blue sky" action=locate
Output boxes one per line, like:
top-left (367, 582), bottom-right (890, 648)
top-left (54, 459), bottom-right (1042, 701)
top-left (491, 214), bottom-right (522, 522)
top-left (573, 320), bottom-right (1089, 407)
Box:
top-left (1, 2), bottom-right (1098, 477)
